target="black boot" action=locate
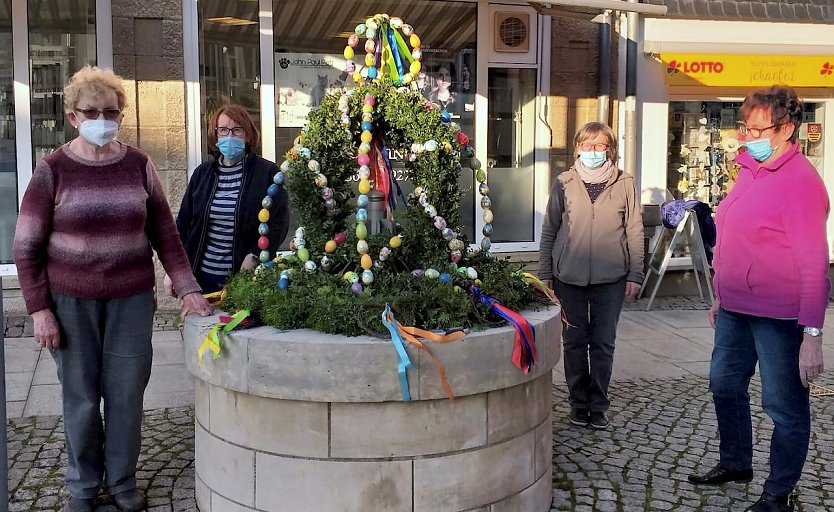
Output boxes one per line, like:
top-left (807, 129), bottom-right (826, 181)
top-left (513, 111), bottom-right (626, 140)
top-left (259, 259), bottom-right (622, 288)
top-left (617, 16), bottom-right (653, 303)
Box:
top-left (745, 491), bottom-right (796, 511)
top-left (688, 464), bottom-right (753, 485)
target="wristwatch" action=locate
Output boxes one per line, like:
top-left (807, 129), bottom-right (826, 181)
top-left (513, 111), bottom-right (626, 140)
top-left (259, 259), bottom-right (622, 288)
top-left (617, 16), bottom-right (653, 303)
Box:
top-left (803, 326), bottom-right (822, 337)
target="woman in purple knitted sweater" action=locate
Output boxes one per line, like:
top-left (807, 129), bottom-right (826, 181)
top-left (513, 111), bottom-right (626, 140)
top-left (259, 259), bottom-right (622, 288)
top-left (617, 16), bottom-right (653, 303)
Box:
top-left (13, 66), bottom-right (213, 512)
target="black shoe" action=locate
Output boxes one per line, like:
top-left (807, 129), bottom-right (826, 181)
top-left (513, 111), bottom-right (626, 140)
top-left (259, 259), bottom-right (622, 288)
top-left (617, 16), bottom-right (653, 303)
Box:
top-left (688, 464), bottom-right (754, 485)
top-left (112, 488), bottom-right (146, 511)
top-left (745, 491), bottom-right (796, 511)
top-left (590, 411), bottom-right (609, 430)
top-left (569, 409), bottom-right (590, 427)
top-left (61, 497), bottom-right (95, 512)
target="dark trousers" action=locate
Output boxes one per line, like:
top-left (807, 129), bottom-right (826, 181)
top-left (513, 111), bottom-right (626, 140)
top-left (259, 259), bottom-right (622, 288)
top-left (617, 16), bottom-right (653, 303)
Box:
top-left (710, 308), bottom-right (809, 496)
top-left (50, 291), bottom-right (155, 499)
top-left (554, 278), bottom-right (626, 413)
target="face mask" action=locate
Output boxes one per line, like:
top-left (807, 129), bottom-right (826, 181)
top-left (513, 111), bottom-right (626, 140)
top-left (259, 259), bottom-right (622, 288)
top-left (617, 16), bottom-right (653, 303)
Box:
top-left (78, 119), bottom-right (119, 147)
top-left (579, 151), bottom-right (607, 169)
top-left (216, 136), bottom-right (246, 161)
top-left (744, 137), bottom-right (775, 162)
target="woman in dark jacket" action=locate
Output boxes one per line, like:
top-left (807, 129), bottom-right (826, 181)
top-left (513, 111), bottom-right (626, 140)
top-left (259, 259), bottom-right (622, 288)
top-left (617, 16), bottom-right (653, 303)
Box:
top-left (165, 104), bottom-right (290, 295)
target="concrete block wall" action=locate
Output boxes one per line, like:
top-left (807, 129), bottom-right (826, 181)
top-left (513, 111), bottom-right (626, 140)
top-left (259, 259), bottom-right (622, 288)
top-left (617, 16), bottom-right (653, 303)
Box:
top-left (111, 0), bottom-right (187, 312)
top-left (194, 375), bottom-right (553, 512)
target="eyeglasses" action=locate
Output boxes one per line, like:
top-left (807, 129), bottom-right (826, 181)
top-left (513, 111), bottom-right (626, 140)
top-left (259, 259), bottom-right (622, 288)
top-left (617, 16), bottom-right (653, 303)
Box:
top-left (578, 143), bottom-right (609, 152)
top-left (75, 108), bottom-right (122, 121)
top-left (216, 126), bottom-right (245, 137)
top-left (738, 124), bottom-right (781, 138)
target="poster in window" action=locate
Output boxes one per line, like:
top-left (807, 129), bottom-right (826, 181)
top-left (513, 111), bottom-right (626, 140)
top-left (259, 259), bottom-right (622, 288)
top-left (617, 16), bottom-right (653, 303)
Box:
top-left (275, 52), bottom-right (357, 128)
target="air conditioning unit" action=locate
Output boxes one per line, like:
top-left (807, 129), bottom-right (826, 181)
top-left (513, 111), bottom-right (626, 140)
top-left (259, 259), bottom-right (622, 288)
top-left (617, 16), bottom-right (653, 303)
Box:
top-left (494, 11), bottom-right (531, 53)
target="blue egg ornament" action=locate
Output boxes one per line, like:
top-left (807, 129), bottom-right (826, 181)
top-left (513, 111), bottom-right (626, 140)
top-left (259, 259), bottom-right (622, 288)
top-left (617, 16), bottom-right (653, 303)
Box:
top-left (258, 223), bottom-right (269, 236)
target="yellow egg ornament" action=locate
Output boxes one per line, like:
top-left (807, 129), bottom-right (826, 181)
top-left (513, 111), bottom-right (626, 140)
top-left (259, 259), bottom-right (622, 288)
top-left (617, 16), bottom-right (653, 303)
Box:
top-left (325, 240), bottom-right (337, 253)
top-left (361, 130), bottom-right (373, 143)
top-left (258, 209), bottom-right (270, 222)
top-left (389, 235), bottom-right (402, 248)
top-left (344, 47), bottom-right (354, 60)
top-left (409, 60), bottom-right (421, 75)
top-left (358, 179), bottom-right (371, 194)
top-left (410, 34), bottom-right (421, 47)
top-left (361, 254), bottom-right (373, 270)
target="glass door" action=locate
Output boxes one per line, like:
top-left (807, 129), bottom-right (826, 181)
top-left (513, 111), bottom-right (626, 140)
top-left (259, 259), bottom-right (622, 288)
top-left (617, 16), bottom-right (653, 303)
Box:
top-left (0, 0), bottom-right (14, 264)
top-left (486, 67), bottom-right (536, 243)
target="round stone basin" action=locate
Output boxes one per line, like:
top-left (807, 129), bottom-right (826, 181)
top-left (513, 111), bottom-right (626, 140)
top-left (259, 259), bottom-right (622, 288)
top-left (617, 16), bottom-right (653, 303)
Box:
top-left (183, 306), bottom-right (561, 512)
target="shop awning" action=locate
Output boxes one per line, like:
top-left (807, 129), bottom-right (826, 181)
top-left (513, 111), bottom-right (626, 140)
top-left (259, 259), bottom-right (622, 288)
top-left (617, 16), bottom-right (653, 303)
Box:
top-left (529, 0), bottom-right (667, 19)
top-left (658, 53), bottom-right (834, 88)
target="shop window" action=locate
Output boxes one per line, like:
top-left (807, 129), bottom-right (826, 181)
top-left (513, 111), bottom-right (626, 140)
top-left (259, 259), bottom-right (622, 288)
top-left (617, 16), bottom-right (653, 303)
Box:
top-left (198, 0), bottom-right (261, 160)
top-left (273, 0), bottom-right (477, 242)
top-left (0, 0), bottom-right (13, 264)
top-left (28, 0), bottom-right (96, 163)
top-left (668, 101), bottom-right (825, 209)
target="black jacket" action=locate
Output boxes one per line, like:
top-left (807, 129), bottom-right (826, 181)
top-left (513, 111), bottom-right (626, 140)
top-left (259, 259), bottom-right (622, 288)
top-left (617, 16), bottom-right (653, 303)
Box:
top-left (176, 152), bottom-right (290, 277)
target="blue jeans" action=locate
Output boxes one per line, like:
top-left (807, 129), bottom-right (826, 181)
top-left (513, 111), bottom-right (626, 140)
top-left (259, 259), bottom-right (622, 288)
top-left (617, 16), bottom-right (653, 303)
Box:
top-left (709, 307), bottom-right (809, 496)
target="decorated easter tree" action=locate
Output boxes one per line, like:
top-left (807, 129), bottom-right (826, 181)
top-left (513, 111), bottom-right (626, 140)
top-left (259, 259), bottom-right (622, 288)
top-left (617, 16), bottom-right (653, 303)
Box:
top-left (221, 13), bottom-right (551, 349)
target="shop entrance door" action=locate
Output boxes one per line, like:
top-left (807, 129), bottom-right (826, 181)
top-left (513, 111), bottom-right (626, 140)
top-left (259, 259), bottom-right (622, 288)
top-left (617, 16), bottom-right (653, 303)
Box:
top-left (485, 67), bottom-right (537, 247)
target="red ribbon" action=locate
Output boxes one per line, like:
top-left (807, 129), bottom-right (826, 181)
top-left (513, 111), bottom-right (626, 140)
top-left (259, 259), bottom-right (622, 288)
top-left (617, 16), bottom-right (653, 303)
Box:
top-left (371, 140), bottom-right (392, 216)
top-left (471, 286), bottom-right (538, 374)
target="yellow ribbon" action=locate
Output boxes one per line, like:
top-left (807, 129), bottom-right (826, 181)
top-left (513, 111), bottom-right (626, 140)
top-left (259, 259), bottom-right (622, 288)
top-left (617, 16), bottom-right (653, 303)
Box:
top-left (203, 289), bottom-right (226, 307)
top-left (521, 272), bottom-right (571, 327)
top-left (197, 309), bottom-right (250, 366)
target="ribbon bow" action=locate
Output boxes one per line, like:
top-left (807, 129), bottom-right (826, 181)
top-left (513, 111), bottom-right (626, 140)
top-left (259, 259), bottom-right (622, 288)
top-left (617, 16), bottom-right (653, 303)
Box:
top-left (471, 286), bottom-right (538, 374)
top-left (197, 309), bottom-right (250, 366)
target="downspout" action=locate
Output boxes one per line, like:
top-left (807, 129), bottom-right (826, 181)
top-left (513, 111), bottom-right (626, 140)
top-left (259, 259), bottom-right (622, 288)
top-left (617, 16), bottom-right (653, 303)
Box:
top-left (623, 0), bottom-right (639, 177)
top-left (597, 10), bottom-right (611, 123)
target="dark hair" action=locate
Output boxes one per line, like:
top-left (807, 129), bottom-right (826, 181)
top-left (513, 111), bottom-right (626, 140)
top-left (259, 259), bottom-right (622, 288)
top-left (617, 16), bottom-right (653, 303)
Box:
top-left (739, 85), bottom-right (803, 142)
top-left (207, 104), bottom-right (260, 152)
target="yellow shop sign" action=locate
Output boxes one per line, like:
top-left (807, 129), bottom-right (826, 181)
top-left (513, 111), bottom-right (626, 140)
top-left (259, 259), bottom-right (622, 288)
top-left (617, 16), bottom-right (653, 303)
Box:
top-left (660, 53), bottom-right (834, 87)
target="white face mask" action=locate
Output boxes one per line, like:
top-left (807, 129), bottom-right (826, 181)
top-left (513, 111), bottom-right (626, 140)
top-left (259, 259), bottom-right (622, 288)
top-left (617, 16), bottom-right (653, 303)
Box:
top-left (78, 119), bottom-right (119, 147)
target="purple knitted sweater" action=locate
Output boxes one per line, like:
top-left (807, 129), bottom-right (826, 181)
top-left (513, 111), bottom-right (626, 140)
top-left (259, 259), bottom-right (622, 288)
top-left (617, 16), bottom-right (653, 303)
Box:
top-left (13, 142), bottom-right (201, 314)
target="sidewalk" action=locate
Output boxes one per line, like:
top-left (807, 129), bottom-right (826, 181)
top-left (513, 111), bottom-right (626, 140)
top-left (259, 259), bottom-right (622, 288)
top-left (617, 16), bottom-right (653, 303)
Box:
top-left (6, 299), bottom-right (834, 510)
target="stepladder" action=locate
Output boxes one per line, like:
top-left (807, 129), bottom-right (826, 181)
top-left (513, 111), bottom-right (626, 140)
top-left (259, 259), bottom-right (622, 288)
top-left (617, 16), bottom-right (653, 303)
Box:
top-left (638, 209), bottom-right (714, 311)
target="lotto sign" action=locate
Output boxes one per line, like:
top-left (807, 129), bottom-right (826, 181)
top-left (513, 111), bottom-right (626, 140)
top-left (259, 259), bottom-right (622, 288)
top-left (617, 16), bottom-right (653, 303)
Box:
top-left (661, 53), bottom-right (834, 87)
top-left (808, 123), bottom-right (822, 143)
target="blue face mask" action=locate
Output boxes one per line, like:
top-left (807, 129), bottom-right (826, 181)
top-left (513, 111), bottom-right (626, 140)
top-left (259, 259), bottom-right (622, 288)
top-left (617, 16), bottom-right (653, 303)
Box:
top-left (216, 136), bottom-right (246, 161)
top-left (744, 137), bottom-right (775, 162)
top-left (579, 151), bottom-right (607, 169)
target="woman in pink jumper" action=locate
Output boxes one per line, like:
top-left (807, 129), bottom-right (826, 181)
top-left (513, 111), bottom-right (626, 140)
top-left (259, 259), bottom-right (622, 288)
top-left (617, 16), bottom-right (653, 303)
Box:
top-left (13, 66), bottom-right (213, 512)
top-left (688, 86), bottom-right (829, 512)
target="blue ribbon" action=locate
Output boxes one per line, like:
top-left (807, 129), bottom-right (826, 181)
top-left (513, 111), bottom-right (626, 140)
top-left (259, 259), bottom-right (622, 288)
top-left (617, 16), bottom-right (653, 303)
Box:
top-left (381, 304), bottom-right (413, 401)
top-left (380, 143), bottom-right (405, 212)
top-left (387, 27), bottom-right (405, 79)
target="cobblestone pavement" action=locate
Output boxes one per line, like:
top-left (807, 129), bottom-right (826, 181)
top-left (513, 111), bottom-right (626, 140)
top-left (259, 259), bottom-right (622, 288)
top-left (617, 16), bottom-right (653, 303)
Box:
top-left (550, 375), bottom-right (834, 512)
top-left (8, 408), bottom-right (196, 511)
top-left (9, 374), bottom-right (834, 511)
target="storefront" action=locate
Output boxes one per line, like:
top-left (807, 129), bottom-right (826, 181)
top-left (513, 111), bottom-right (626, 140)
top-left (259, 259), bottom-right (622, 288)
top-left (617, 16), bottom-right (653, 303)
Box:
top-left (0, 0), bottom-right (554, 275)
top-left (635, 17), bottom-right (834, 256)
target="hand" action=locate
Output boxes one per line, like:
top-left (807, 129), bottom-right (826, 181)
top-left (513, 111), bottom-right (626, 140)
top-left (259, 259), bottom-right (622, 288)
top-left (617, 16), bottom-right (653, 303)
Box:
top-left (799, 333), bottom-right (824, 388)
top-left (240, 254), bottom-right (258, 271)
top-left (180, 292), bottom-right (214, 318)
top-left (625, 282), bottom-right (640, 300)
top-left (32, 309), bottom-right (60, 350)
top-left (163, 274), bottom-right (176, 298)
top-left (708, 298), bottom-right (721, 329)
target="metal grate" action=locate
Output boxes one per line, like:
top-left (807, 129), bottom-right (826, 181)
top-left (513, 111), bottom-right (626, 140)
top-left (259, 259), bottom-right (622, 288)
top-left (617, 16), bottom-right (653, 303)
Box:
top-left (498, 16), bottom-right (528, 48)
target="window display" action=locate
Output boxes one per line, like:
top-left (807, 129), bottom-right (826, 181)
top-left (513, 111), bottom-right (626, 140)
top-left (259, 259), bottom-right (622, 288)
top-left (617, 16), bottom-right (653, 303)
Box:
top-left (667, 101), bottom-right (825, 209)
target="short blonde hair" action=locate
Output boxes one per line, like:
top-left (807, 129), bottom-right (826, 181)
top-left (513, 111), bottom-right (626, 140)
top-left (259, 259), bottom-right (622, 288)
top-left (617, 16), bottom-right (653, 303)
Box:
top-left (574, 121), bottom-right (618, 163)
top-left (64, 66), bottom-right (128, 112)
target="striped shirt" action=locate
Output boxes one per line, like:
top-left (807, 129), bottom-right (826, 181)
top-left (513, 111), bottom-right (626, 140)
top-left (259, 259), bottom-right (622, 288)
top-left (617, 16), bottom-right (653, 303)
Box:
top-left (199, 161), bottom-right (243, 280)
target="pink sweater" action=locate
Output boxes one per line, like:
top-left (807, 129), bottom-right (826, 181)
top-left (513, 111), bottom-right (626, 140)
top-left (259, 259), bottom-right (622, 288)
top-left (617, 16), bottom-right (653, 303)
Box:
top-left (713, 142), bottom-right (830, 328)
top-left (13, 143), bottom-right (201, 314)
